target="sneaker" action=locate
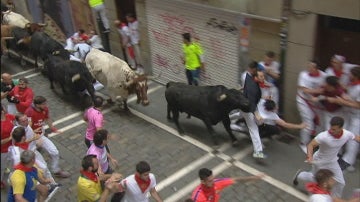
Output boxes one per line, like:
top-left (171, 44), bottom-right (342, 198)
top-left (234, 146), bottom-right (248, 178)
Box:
top-left (253, 151), bottom-right (267, 159)
top-left (102, 29), bottom-right (110, 33)
top-left (338, 158), bottom-right (351, 171)
top-left (230, 123), bottom-right (247, 132)
top-left (293, 169), bottom-right (302, 186)
top-left (46, 183), bottom-right (61, 202)
top-left (54, 170), bottom-right (70, 178)
top-left (299, 143), bottom-right (307, 154)
top-left (4, 167), bottom-right (10, 174)
top-left (346, 165), bottom-right (356, 172)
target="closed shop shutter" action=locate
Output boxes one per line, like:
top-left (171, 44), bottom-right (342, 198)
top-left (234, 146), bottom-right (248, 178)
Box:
top-left (146, 0), bottom-right (241, 88)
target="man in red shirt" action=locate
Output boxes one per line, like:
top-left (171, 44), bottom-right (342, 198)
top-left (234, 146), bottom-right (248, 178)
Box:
top-left (25, 96), bottom-right (70, 178)
top-left (191, 168), bottom-right (264, 202)
top-left (1, 105), bottom-right (15, 188)
top-left (8, 77), bottom-right (33, 114)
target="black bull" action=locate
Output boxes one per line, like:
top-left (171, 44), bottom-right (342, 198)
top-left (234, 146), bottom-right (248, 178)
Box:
top-left (18, 31), bottom-right (69, 67)
top-left (165, 82), bottom-right (251, 145)
top-left (44, 54), bottom-right (96, 106)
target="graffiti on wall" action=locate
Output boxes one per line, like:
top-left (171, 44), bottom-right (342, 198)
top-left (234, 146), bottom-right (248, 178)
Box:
top-left (151, 12), bottom-right (240, 84)
top-left (206, 18), bottom-right (238, 35)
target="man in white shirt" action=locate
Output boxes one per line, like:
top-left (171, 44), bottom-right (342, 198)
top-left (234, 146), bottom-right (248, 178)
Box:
top-left (119, 161), bottom-right (162, 202)
top-left (88, 30), bottom-right (104, 50)
top-left (73, 40), bottom-right (91, 62)
top-left (255, 99), bottom-right (306, 138)
top-left (114, 20), bottom-right (136, 68)
top-left (126, 13), bottom-right (143, 68)
top-left (293, 116), bottom-right (360, 198)
top-left (296, 60), bottom-right (327, 153)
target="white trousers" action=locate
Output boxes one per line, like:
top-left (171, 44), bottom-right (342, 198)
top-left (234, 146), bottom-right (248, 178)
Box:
top-left (92, 4), bottom-right (109, 29)
top-left (296, 98), bottom-right (320, 145)
top-left (243, 112), bottom-right (263, 152)
top-left (36, 135), bottom-right (60, 173)
top-left (132, 43), bottom-right (143, 66)
top-left (342, 115), bottom-right (360, 165)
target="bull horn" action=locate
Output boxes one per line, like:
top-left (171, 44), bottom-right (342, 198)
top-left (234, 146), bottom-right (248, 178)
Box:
top-left (52, 50), bottom-right (60, 55)
top-left (17, 39), bottom-right (24, 44)
top-left (125, 79), bottom-right (134, 87)
top-left (71, 74), bottom-right (81, 82)
top-left (217, 94), bottom-right (227, 101)
top-left (25, 23), bottom-right (30, 28)
top-left (146, 71), bottom-right (162, 80)
top-left (37, 23), bottom-right (47, 26)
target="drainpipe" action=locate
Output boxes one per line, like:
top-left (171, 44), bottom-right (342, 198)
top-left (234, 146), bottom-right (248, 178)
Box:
top-left (278, 0), bottom-right (291, 115)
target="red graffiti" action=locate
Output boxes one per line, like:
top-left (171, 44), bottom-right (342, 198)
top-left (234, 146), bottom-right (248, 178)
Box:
top-left (158, 13), bottom-right (199, 38)
top-left (151, 29), bottom-right (170, 46)
top-left (153, 53), bottom-right (169, 67)
top-left (209, 37), bottom-right (225, 60)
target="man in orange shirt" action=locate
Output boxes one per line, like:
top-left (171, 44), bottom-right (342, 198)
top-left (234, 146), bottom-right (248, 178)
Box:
top-left (191, 168), bottom-right (264, 202)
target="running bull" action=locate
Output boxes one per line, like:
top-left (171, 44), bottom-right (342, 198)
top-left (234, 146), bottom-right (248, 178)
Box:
top-left (85, 48), bottom-right (150, 110)
top-left (44, 52), bottom-right (96, 107)
top-left (165, 82), bottom-right (251, 145)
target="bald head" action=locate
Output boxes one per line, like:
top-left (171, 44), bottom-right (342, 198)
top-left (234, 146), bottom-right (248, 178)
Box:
top-left (1, 73), bottom-right (12, 85)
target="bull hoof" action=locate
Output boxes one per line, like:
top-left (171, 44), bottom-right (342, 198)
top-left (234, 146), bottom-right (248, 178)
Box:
top-left (166, 116), bottom-right (173, 122)
top-left (179, 130), bottom-right (185, 136)
top-left (186, 114), bottom-right (191, 119)
top-left (232, 140), bottom-right (239, 147)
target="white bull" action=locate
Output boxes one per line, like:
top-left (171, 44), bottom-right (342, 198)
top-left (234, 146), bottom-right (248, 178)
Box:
top-left (84, 48), bottom-right (150, 109)
top-left (2, 10), bottom-right (30, 28)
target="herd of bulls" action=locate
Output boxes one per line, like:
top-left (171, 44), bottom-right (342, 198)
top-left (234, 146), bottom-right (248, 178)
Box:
top-left (1, 4), bottom-right (252, 145)
top-left (1, 3), bottom-right (150, 109)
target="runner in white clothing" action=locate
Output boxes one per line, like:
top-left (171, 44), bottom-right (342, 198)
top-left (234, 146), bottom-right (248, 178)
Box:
top-left (326, 66), bottom-right (360, 171)
top-left (73, 41), bottom-right (91, 62)
top-left (255, 99), bottom-right (306, 138)
top-left (325, 54), bottom-right (358, 87)
top-left (296, 61), bottom-right (327, 153)
top-left (88, 30), bottom-right (104, 50)
top-left (293, 116), bottom-right (360, 198)
top-left (118, 161), bottom-right (162, 202)
top-left (114, 20), bottom-right (136, 68)
top-left (126, 13), bottom-right (143, 68)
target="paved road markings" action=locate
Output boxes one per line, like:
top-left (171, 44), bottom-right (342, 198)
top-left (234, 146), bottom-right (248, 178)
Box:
top-left (156, 143), bottom-right (231, 192)
top-left (42, 80), bottom-right (307, 201)
top-left (12, 69), bottom-right (37, 77)
top-left (130, 108), bottom-right (308, 201)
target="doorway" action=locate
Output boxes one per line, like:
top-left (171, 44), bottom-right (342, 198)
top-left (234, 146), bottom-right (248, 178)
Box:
top-left (314, 15), bottom-right (360, 70)
top-left (115, 0), bottom-right (136, 22)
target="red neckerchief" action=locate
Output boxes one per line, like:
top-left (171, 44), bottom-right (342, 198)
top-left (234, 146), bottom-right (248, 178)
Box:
top-left (14, 142), bottom-right (29, 150)
top-left (14, 163), bottom-right (35, 172)
top-left (328, 129), bottom-right (343, 139)
top-left (306, 182), bottom-right (331, 195)
top-left (333, 68), bottom-right (343, 78)
top-left (258, 81), bottom-right (270, 88)
top-left (80, 170), bottom-right (98, 183)
top-left (119, 23), bottom-right (127, 29)
top-left (350, 80), bottom-right (360, 86)
top-left (308, 70), bottom-right (320, 77)
top-left (200, 184), bottom-right (216, 202)
top-left (135, 173), bottom-right (151, 193)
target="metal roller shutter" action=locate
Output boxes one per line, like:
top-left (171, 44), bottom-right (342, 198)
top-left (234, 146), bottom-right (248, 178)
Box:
top-left (146, 0), bottom-right (241, 88)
